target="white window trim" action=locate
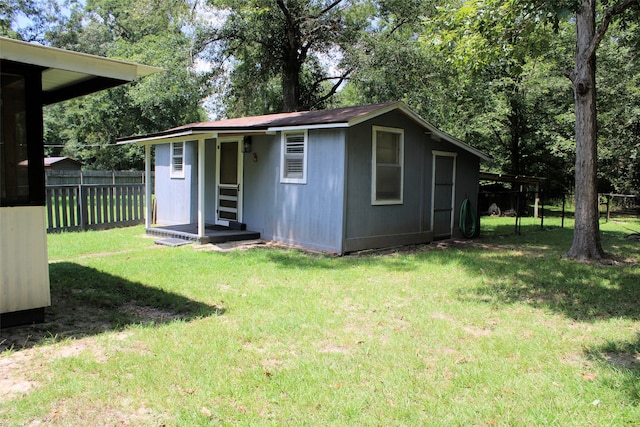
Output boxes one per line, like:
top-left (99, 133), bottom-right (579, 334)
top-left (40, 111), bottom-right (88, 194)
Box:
top-left (371, 125), bottom-right (404, 205)
top-left (280, 130), bottom-right (308, 184)
top-left (170, 141), bottom-right (185, 179)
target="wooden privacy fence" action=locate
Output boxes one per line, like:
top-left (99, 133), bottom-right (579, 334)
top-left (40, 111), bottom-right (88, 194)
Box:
top-left (46, 184), bottom-right (145, 232)
top-left (45, 170), bottom-right (147, 185)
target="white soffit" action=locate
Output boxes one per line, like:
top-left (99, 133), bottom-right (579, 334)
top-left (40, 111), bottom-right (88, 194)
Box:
top-left (41, 69), bottom-right (93, 93)
top-left (1, 36), bottom-right (161, 102)
top-left (117, 131), bottom-right (219, 145)
top-left (1, 37), bottom-right (159, 80)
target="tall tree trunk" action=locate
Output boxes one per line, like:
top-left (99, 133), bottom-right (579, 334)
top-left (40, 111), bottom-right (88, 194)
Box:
top-left (566, 0), bottom-right (605, 260)
top-left (508, 96), bottom-right (521, 176)
top-left (282, 60), bottom-right (301, 112)
top-left (279, 0), bottom-right (302, 113)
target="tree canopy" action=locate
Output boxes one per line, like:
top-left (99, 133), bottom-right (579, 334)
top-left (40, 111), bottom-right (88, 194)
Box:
top-left (198, 0), bottom-right (374, 115)
top-left (39, 0), bottom-right (210, 170)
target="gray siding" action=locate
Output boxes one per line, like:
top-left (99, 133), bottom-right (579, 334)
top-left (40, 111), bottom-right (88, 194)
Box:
top-left (344, 111), bottom-right (432, 252)
top-left (428, 140), bottom-right (480, 238)
top-left (343, 110), bottom-right (481, 252)
top-left (243, 130), bottom-right (346, 254)
top-left (154, 141), bottom-right (198, 225)
top-left (451, 150), bottom-right (480, 238)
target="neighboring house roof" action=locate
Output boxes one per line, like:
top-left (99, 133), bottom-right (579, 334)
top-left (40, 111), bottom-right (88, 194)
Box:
top-left (44, 157), bottom-right (83, 167)
top-left (118, 101), bottom-right (491, 162)
top-left (18, 157), bottom-right (83, 167)
top-left (0, 36), bottom-right (161, 105)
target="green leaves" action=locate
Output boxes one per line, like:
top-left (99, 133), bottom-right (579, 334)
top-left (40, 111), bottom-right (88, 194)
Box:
top-left (39, 0), bottom-right (208, 170)
top-left (201, 0), bottom-right (373, 113)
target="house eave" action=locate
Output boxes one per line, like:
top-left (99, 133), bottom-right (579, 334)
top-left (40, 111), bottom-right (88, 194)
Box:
top-left (117, 130), bottom-right (218, 145)
top-left (117, 128), bottom-right (272, 145)
top-left (1, 36), bottom-right (163, 105)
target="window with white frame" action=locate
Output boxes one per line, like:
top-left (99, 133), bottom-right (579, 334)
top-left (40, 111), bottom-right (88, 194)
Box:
top-left (372, 126), bottom-right (404, 205)
top-left (280, 130), bottom-right (308, 184)
top-left (171, 142), bottom-right (184, 178)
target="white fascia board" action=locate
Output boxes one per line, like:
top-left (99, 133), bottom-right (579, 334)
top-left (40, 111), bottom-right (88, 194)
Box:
top-left (0, 37), bottom-right (161, 81)
top-left (429, 128), bottom-right (491, 163)
top-left (395, 104), bottom-right (492, 162)
top-left (348, 101), bottom-right (491, 163)
top-left (117, 131), bottom-right (218, 145)
top-left (215, 130), bottom-right (270, 136)
top-left (267, 123), bottom-right (350, 133)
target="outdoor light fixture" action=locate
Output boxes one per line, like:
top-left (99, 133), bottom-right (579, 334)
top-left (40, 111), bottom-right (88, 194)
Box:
top-left (242, 136), bottom-right (252, 153)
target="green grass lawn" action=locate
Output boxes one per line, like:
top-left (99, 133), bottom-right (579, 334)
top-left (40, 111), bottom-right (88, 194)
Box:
top-left (1, 217), bottom-right (640, 425)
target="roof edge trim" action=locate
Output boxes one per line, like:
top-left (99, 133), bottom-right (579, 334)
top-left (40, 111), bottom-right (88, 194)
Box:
top-left (395, 103), bottom-right (492, 163)
top-left (0, 37), bottom-right (162, 81)
top-left (117, 130), bottom-right (218, 145)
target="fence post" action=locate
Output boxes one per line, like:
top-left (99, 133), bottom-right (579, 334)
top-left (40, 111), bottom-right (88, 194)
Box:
top-left (46, 187), bottom-right (54, 231)
top-left (540, 189), bottom-right (544, 229)
top-left (79, 184), bottom-right (88, 231)
top-left (515, 186), bottom-right (522, 235)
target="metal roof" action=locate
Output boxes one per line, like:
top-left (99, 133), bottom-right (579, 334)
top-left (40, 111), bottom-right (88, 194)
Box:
top-left (1, 36), bottom-right (161, 105)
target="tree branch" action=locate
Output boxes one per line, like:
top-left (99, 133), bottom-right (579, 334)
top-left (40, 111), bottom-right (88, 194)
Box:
top-left (586, 0), bottom-right (638, 61)
top-left (563, 69), bottom-right (574, 83)
top-left (491, 126), bottom-right (506, 149)
top-left (310, 68), bottom-right (353, 109)
top-left (316, 0), bottom-right (344, 18)
top-left (276, 0), bottom-right (294, 25)
top-left (389, 18), bottom-right (411, 35)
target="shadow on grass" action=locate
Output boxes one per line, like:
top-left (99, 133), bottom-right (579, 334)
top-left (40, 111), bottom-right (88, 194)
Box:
top-left (237, 226), bottom-right (639, 322)
top-left (449, 227), bottom-right (640, 402)
top-left (585, 335), bottom-right (640, 404)
top-left (262, 245), bottom-right (439, 273)
top-left (0, 262), bottom-right (224, 352)
top-left (451, 232), bottom-right (640, 322)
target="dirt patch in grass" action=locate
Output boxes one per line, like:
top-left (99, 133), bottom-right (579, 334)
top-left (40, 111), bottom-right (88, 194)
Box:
top-left (0, 330), bottom-right (167, 427)
top-left (24, 397), bottom-right (164, 426)
top-left (0, 335), bottom-right (109, 404)
top-left (120, 303), bottom-right (184, 324)
top-left (603, 352), bottom-right (640, 369)
top-left (0, 349), bottom-right (40, 403)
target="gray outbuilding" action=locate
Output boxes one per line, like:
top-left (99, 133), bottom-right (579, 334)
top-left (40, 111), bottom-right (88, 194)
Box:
top-left (119, 101), bottom-right (490, 254)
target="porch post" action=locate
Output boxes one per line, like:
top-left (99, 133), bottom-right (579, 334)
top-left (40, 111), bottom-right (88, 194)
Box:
top-left (145, 144), bottom-right (152, 229)
top-left (198, 138), bottom-right (206, 239)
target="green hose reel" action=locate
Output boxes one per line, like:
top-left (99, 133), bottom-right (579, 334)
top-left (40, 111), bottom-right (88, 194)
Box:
top-left (459, 198), bottom-right (477, 238)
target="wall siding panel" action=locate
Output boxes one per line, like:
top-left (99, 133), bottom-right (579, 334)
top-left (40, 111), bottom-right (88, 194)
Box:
top-left (243, 130), bottom-right (346, 254)
top-left (154, 141), bottom-right (198, 225)
top-left (0, 206), bottom-right (50, 314)
top-left (344, 111), bottom-right (432, 252)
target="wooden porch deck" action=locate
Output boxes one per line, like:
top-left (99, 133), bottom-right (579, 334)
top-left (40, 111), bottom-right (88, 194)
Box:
top-left (147, 224), bottom-right (260, 244)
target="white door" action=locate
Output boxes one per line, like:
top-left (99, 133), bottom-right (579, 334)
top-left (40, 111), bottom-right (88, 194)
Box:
top-left (216, 138), bottom-right (243, 225)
